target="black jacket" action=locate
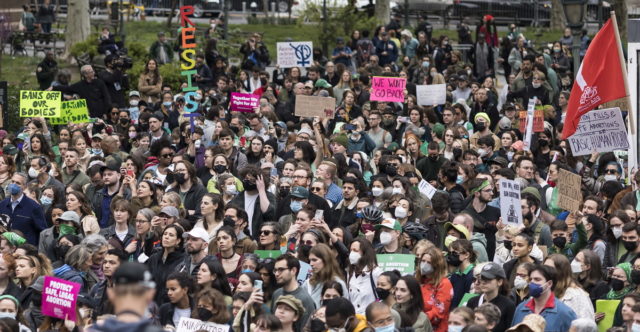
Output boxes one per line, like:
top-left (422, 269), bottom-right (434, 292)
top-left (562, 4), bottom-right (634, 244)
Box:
top-left (147, 249), bottom-right (187, 305)
top-left (158, 297), bottom-right (195, 327)
top-left (98, 68), bottom-right (128, 108)
top-left (54, 78), bottom-right (112, 118)
top-left (36, 58), bottom-right (57, 89)
top-left (168, 182), bottom-right (207, 222)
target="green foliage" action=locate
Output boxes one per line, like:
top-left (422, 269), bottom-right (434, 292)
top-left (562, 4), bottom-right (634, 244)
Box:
top-left (158, 62), bottom-right (183, 91)
top-left (69, 33), bottom-right (99, 58)
top-left (5, 80), bottom-right (31, 132)
top-left (247, 16), bottom-right (297, 25)
top-left (126, 41), bottom-right (150, 63)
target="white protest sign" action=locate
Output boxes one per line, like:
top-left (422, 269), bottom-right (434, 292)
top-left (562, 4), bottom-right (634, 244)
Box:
top-left (499, 178), bottom-right (523, 226)
top-left (177, 317), bottom-right (230, 332)
top-left (277, 42), bottom-right (313, 68)
top-left (523, 98), bottom-right (536, 151)
top-left (416, 84), bottom-right (446, 106)
top-left (567, 107), bottom-right (629, 156)
top-left (418, 179), bottom-right (437, 199)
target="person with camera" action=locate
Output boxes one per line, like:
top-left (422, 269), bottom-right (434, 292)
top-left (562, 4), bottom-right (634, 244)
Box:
top-left (51, 65), bottom-right (112, 119)
top-left (98, 54), bottom-right (130, 108)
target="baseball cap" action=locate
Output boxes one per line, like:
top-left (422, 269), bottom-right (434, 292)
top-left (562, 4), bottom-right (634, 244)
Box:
top-left (2, 145), bottom-right (17, 156)
top-left (92, 133), bottom-right (103, 140)
top-left (315, 79), bottom-right (332, 89)
top-left (159, 206), bottom-right (180, 218)
top-left (57, 211), bottom-right (80, 226)
top-left (112, 262), bottom-right (156, 288)
top-left (375, 218), bottom-right (402, 231)
top-left (129, 90), bottom-right (141, 98)
top-left (275, 295), bottom-right (305, 316)
top-left (489, 156), bottom-right (508, 168)
top-left (100, 158), bottom-right (121, 173)
top-left (480, 262), bottom-right (507, 279)
top-left (444, 222), bottom-right (470, 240)
top-left (304, 80), bottom-right (314, 89)
top-left (183, 227), bottom-right (210, 243)
top-left (16, 133), bottom-right (29, 142)
top-left (291, 186), bottom-right (309, 199)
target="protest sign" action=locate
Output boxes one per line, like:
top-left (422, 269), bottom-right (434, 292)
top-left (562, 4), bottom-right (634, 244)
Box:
top-left (416, 84), bottom-right (446, 106)
top-left (254, 250), bottom-right (282, 259)
top-left (596, 300), bottom-right (620, 332)
top-left (370, 77), bottom-right (406, 103)
top-left (49, 99), bottom-right (90, 125)
top-left (567, 107), bottom-right (629, 156)
top-left (20, 90), bottom-right (61, 118)
top-left (557, 169), bottom-right (582, 212)
top-left (277, 42), bottom-right (313, 68)
top-left (499, 178), bottom-right (523, 226)
top-left (230, 92), bottom-right (259, 112)
top-left (523, 98), bottom-right (536, 151)
top-left (533, 107), bottom-right (544, 132)
top-left (177, 317), bottom-right (230, 332)
top-left (41, 276), bottom-right (81, 321)
top-left (418, 179), bottom-right (437, 199)
top-left (295, 95), bottom-right (337, 118)
top-left (297, 260), bottom-right (312, 285)
top-left (376, 254), bottom-right (415, 275)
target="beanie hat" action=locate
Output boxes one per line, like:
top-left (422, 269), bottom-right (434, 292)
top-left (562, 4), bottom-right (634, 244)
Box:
top-left (474, 112), bottom-right (491, 126)
top-left (432, 123), bottom-right (445, 137)
top-left (331, 134), bottom-right (348, 148)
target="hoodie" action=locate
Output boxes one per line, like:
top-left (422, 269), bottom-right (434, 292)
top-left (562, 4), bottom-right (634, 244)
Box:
top-left (87, 317), bottom-right (164, 332)
top-left (53, 264), bottom-right (86, 291)
top-left (470, 232), bottom-right (488, 263)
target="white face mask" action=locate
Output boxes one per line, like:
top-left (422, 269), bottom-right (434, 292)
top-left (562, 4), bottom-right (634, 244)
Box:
top-left (129, 99), bottom-right (139, 106)
top-left (633, 323), bottom-right (640, 332)
top-left (532, 82), bottom-right (542, 89)
top-left (372, 187), bottom-right (384, 197)
top-left (477, 148), bottom-right (487, 158)
top-left (613, 226), bottom-right (623, 239)
top-left (420, 262), bottom-right (433, 275)
top-left (514, 276), bottom-right (528, 290)
top-left (392, 187), bottom-right (404, 195)
top-left (349, 251), bottom-right (361, 265)
top-left (0, 312), bottom-right (15, 320)
top-left (570, 260), bottom-right (583, 273)
top-left (225, 185), bottom-right (238, 195)
top-left (379, 231), bottom-right (394, 246)
top-left (394, 206), bottom-right (408, 219)
top-left (604, 174), bottom-right (618, 182)
top-left (28, 167), bottom-right (39, 178)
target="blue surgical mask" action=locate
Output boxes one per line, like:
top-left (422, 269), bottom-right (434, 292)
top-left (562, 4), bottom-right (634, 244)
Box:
top-left (40, 196), bottom-right (53, 205)
top-left (456, 175), bottom-right (464, 184)
top-left (374, 324), bottom-right (395, 332)
top-left (422, 61), bottom-right (430, 68)
top-left (448, 326), bottom-right (464, 332)
top-left (528, 282), bottom-right (545, 298)
top-left (290, 200), bottom-right (303, 213)
top-left (163, 101), bottom-right (172, 107)
top-left (8, 183), bottom-right (21, 196)
top-left (241, 269), bottom-right (253, 273)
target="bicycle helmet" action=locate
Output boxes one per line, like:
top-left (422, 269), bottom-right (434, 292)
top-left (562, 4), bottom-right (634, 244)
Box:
top-left (362, 205), bottom-right (384, 223)
top-left (403, 222), bottom-right (429, 241)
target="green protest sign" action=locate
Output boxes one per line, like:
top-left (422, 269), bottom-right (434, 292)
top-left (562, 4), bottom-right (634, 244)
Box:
top-left (49, 99), bottom-right (90, 125)
top-left (20, 90), bottom-right (61, 118)
top-left (254, 250), bottom-right (282, 259)
top-left (376, 254), bottom-right (415, 275)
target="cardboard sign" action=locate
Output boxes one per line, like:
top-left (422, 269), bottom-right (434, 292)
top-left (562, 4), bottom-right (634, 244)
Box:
top-left (229, 92), bottom-right (259, 112)
top-left (567, 107), bottom-right (629, 156)
top-left (49, 99), bottom-right (91, 125)
top-left (20, 90), bottom-right (61, 118)
top-left (294, 95), bottom-right (337, 118)
top-left (557, 169), bottom-right (582, 212)
top-left (523, 98), bottom-right (536, 151)
top-left (176, 317), bottom-right (230, 332)
top-left (41, 276), bottom-right (81, 321)
top-left (499, 178), bottom-right (523, 226)
top-left (596, 300), bottom-right (620, 332)
top-left (376, 254), bottom-right (415, 275)
top-left (370, 77), bottom-right (406, 103)
top-left (417, 179), bottom-right (437, 199)
top-left (533, 107), bottom-right (544, 132)
top-left (254, 250), bottom-right (282, 259)
top-left (277, 42), bottom-right (313, 68)
top-left (297, 260), bottom-right (312, 285)
top-left (416, 84), bottom-right (446, 106)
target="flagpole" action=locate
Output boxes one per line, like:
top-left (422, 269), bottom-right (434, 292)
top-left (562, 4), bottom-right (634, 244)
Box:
top-left (611, 11), bottom-right (635, 135)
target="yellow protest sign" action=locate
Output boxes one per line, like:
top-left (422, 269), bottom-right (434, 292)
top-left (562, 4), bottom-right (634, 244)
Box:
top-left (19, 90), bottom-right (61, 118)
top-left (49, 99), bottom-right (91, 125)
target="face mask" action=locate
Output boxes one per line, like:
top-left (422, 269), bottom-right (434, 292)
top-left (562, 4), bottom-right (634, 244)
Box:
top-left (467, 69), bottom-right (472, 76)
top-left (631, 270), bottom-right (640, 285)
top-left (375, 287), bottom-right (390, 300)
top-left (349, 251), bottom-right (361, 265)
top-left (514, 276), bottom-right (528, 290)
top-left (392, 188), bottom-right (405, 197)
top-left (385, 165), bottom-right (397, 177)
top-left (446, 252), bottom-right (462, 267)
top-left (213, 165), bottom-right (227, 174)
top-left (300, 244), bottom-right (312, 256)
top-left (604, 174), bottom-right (617, 182)
top-left (195, 94), bottom-right (202, 101)
top-left (8, 183), bottom-right (21, 196)
top-left (422, 61), bottom-right (430, 68)
top-left (380, 232), bottom-right (394, 246)
top-left (553, 236), bottom-right (567, 249)
top-left (532, 82), bottom-right (542, 89)
top-left (623, 240), bottom-right (638, 252)
top-left (290, 200), bottom-right (303, 213)
top-left (456, 175), bottom-right (464, 185)
top-left (393, 206), bottom-right (408, 220)
top-left (372, 187), bottom-right (384, 197)
top-left (55, 244), bottom-right (71, 260)
top-left (374, 323), bottom-right (395, 332)
top-left (538, 139), bottom-right (548, 147)
top-left (475, 122), bottom-right (486, 132)
top-left (243, 179), bottom-right (257, 191)
top-left (197, 307), bottom-right (214, 321)
top-left (128, 132), bottom-right (137, 139)
top-left (130, 100), bottom-right (139, 106)
top-left (610, 278), bottom-right (625, 292)
top-left (553, 47), bottom-right (561, 53)
top-left (570, 260), bottom-right (583, 274)
top-left (402, 61), bottom-right (410, 67)
top-left (420, 262), bottom-right (433, 275)
top-left (163, 101), bottom-right (172, 107)
top-left (0, 312), bottom-right (16, 320)
top-left (430, 71), bottom-right (436, 78)
top-left (175, 173), bottom-right (187, 185)
top-left (503, 240), bottom-right (513, 250)
top-left (633, 323), bottom-right (640, 332)
top-left (528, 282), bottom-right (546, 298)
top-left (40, 196), bottom-right (53, 205)
top-left (477, 148), bottom-right (487, 158)
top-left (612, 226), bottom-right (623, 239)
top-left (507, 151), bottom-right (515, 161)
top-left (225, 185), bottom-right (238, 196)
top-left (28, 167), bottom-right (39, 179)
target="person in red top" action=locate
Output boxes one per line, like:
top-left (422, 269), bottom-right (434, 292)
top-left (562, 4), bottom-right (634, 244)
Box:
top-left (417, 246), bottom-right (453, 332)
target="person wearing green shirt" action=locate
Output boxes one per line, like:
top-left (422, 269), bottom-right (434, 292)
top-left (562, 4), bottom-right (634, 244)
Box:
top-left (548, 218), bottom-right (587, 262)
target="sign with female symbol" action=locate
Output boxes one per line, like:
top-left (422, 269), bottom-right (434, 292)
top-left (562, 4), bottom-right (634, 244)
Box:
top-left (277, 42), bottom-right (313, 68)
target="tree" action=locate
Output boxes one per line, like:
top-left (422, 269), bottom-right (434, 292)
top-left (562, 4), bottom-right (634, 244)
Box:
top-left (613, 0), bottom-right (627, 45)
top-left (375, 0), bottom-right (390, 25)
top-left (166, 0), bottom-right (178, 29)
top-left (550, 0), bottom-right (564, 30)
top-left (65, 0), bottom-right (91, 58)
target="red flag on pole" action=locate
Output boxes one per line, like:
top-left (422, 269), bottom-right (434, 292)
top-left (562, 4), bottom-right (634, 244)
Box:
top-left (562, 19), bottom-right (627, 140)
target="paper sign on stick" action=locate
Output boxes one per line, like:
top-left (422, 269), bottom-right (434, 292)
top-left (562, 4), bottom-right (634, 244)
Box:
top-left (523, 98), bottom-right (536, 151)
top-left (557, 169), bottom-right (582, 212)
top-left (295, 95), bottom-right (337, 118)
top-left (376, 254), bottom-right (415, 275)
top-left (416, 84), bottom-right (446, 106)
top-left (418, 179), bottom-right (437, 199)
top-left (499, 178), bottom-right (523, 226)
top-left (41, 276), bottom-right (81, 321)
top-left (49, 99), bottom-right (90, 125)
top-left (277, 42), bottom-right (313, 68)
top-left (370, 77), bottom-right (406, 103)
top-left (20, 90), bottom-right (61, 118)
top-left (176, 317), bottom-right (230, 332)
top-left (229, 92), bottom-right (259, 112)
top-left (567, 107), bottom-right (629, 156)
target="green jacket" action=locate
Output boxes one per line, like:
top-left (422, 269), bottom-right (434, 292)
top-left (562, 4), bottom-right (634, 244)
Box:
top-left (548, 222), bottom-right (587, 261)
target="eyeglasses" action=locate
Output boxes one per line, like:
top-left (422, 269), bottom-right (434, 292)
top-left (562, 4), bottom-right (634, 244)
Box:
top-left (135, 219), bottom-right (149, 224)
top-left (111, 112), bottom-right (118, 115)
top-left (311, 187), bottom-right (323, 192)
top-left (162, 153), bottom-right (174, 159)
top-left (260, 230), bottom-right (274, 236)
top-left (274, 267), bottom-right (290, 274)
top-left (292, 175), bottom-right (308, 179)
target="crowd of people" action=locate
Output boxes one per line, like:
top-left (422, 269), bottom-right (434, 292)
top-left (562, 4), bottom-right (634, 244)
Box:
top-left (0, 8), bottom-right (631, 332)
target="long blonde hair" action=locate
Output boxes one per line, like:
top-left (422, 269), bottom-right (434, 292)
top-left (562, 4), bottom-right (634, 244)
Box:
top-left (417, 247), bottom-right (447, 286)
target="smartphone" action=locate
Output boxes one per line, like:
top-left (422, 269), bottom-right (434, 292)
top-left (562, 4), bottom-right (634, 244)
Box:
top-left (270, 168), bottom-right (278, 177)
top-left (127, 169), bottom-right (134, 178)
top-left (254, 279), bottom-right (263, 292)
top-left (399, 116), bottom-right (408, 123)
top-left (195, 139), bottom-right (201, 149)
top-left (314, 209), bottom-right (324, 220)
top-left (344, 124), bottom-right (356, 131)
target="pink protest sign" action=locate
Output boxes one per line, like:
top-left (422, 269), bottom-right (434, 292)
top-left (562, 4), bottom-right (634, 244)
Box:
top-left (370, 77), bottom-right (406, 103)
top-left (230, 92), bottom-right (259, 112)
top-left (41, 276), bottom-right (81, 321)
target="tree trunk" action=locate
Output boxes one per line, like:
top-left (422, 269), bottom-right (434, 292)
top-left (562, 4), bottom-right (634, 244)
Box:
top-left (262, 0), bottom-right (270, 18)
top-left (551, 0), bottom-right (564, 30)
top-left (65, 0), bottom-right (90, 59)
top-left (375, 0), bottom-right (390, 24)
top-left (613, 0), bottom-right (627, 45)
top-left (166, 0), bottom-right (178, 29)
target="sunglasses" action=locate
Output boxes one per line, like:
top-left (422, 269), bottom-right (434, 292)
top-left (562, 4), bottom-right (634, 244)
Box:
top-left (311, 187), bottom-right (322, 192)
top-left (605, 169), bottom-right (617, 174)
top-left (162, 153), bottom-right (174, 159)
top-left (260, 230), bottom-right (274, 236)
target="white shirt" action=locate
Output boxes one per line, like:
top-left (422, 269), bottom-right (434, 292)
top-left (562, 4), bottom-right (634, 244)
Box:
top-left (244, 192), bottom-right (259, 236)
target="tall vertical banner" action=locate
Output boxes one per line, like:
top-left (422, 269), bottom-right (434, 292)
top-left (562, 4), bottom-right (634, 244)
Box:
top-left (523, 98), bottom-right (536, 151)
top-left (179, 6), bottom-right (200, 133)
top-left (277, 42), bottom-right (313, 68)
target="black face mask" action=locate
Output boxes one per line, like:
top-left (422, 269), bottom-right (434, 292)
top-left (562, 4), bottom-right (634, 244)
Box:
top-left (230, 126), bottom-right (240, 134)
top-left (213, 165), bottom-right (227, 174)
top-left (119, 118), bottom-right (129, 125)
top-left (631, 270), bottom-right (640, 285)
top-left (452, 148), bottom-right (462, 160)
top-left (279, 187), bottom-right (290, 198)
top-left (428, 155), bottom-right (438, 161)
top-left (503, 240), bottom-right (513, 251)
top-left (475, 122), bottom-right (486, 132)
top-left (385, 164), bottom-right (398, 177)
top-left (223, 216), bottom-right (236, 228)
top-left (175, 173), bottom-right (187, 185)
top-left (446, 252), bottom-right (462, 267)
top-left (139, 123), bottom-right (149, 132)
top-left (375, 287), bottom-right (390, 300)
top-left (310, 318), bottom-right (326, 332)
top-left (197, 308), bottom-right (214, 321)
top-left (538, 139), bottom-right (549, 147)
top-left (610, 278), bottom-right (625, 292)
top-left (552, 236), bottom-right (567, 249)
top-left (54, 244), bottom-right (71, 261)
top-left (300, 244), bottom-right (312, 256)
top-left (623, 240), bottom-right (639, 252)
top-left (243, 179), bottom-right (257, 191)
top-left (402, 61), bottom-right (410, 67)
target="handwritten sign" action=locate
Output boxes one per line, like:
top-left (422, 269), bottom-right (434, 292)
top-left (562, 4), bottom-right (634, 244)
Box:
top-left (229, 92), bottom-right (259, 112)
top-left (499, 179), bottom-right (523, 226)
top-left (41, 276), bottom-right (81, 321)
top-left (177, 317), bottom-right (230, 332)
top-left (557, 169), bottom-right (582, 212)
top-left (277, 42), bottom-right (313, 68)
top-left (294, 95), bottom-right (337, 118)
top-left (417, 179), bottom-right (437, 199)
top-left (376, 254), bottom-right (415, 275)
top-left (567, 107), bottom-right (629, 156)
top-left (20, 90), bottom-right (61, 118)
top-left (49, 99), bottom-right (90, 125)
top-left (416, 84), bottom-right (446, 106)
top-left (371, 77), bottom-right (406, 103)
top-left (533, 107), bottom-right (544, 132)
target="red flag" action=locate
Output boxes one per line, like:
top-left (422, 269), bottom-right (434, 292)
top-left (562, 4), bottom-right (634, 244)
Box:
top-left (562, 19), bottom-right (627, 139)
